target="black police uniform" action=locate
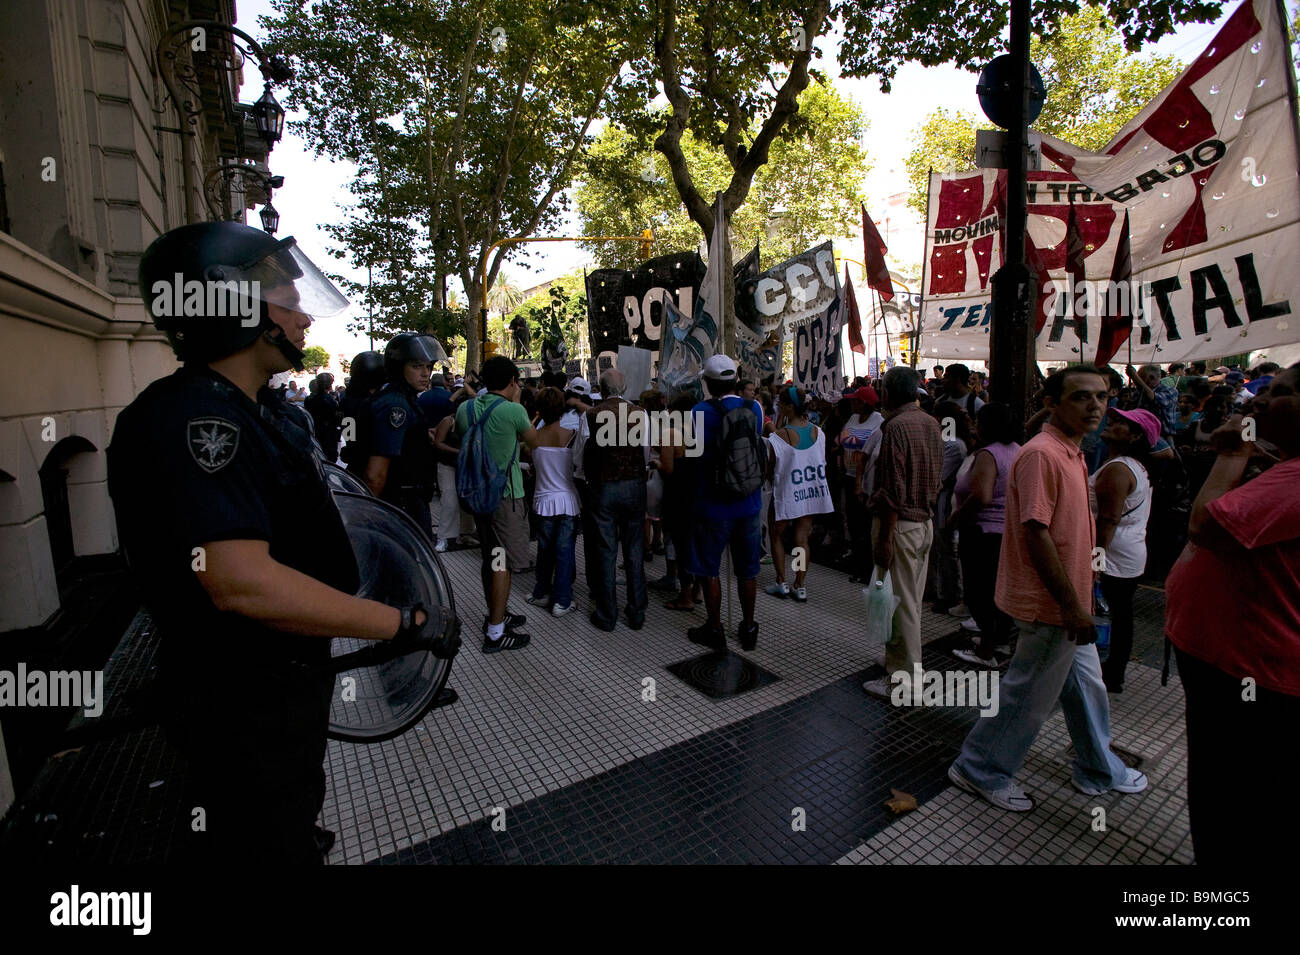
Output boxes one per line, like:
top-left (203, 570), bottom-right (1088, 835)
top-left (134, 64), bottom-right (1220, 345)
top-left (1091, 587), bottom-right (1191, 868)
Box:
top-left (338, 389), bottom-right (373, 477)
top-left (107, 364), bottom-right (357, 864)
top-left (368, 381), bottom-right (436, 535)
top-left (305, 387), bottom-right (341, 461)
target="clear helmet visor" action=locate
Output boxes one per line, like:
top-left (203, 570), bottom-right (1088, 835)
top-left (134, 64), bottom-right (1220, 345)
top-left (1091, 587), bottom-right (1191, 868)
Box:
top-left (236, 237), bottom-right (350, 318)
top-left (414, 335), bottom-right (449, 365)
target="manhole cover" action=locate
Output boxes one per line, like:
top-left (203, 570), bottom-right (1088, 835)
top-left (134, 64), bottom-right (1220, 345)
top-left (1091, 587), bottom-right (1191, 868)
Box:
top-left (665, 650), bottom-right (781, 700)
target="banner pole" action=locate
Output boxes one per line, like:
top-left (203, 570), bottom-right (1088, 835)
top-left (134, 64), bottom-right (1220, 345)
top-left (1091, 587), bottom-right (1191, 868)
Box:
top-left (1275, 0), bottom-right (1300, 186)
top-left (916, 167), bottom-right (934, 370)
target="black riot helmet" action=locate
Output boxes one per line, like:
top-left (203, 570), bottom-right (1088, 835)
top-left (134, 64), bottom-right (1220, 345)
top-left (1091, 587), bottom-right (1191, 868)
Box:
top-left (138, 221), bottom-right (349, 369)
top-left (383, 332), bottom-right (444, 383)
top-left (347, 351), bottom-right (386, 396)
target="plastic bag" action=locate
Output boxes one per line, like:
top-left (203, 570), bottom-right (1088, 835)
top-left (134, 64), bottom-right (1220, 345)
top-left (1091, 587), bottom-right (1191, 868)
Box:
top-left (862, 567), bottom-right (901, 643)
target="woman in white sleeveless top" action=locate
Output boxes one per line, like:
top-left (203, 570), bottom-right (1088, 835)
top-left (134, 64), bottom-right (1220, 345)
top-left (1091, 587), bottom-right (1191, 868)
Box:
top-left (525, 388), bottom-right (581, 617)
top-left (765, 386), bottom-right (834, 602)
top-left (1090, 407), bottom-right (1157, 693)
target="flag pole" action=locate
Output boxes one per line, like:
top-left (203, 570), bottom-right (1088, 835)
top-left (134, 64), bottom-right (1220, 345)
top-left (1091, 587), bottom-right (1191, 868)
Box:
top-left (875, 289), bottom-right (894, 364)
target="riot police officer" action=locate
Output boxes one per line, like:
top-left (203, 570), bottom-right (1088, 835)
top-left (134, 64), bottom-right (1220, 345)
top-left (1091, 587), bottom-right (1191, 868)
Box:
top-left (363, 333), bottom-right (447, 536)
top-left (339, 350), bottom-right (385, 477)
top-left (304, 372), bottom-right (341, 462)
top-left (106, 222), bottom-right (456, 864)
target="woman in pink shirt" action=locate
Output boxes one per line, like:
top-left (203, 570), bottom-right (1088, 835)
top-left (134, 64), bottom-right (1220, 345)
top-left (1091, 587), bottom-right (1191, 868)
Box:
top-left (1165, 363), bottom-right (1300, 865)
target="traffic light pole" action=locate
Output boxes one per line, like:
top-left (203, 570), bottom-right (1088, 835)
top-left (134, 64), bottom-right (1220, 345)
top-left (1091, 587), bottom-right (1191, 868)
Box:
top-left (988, 0), bottom-right (1036, 428)
top-left (478, 233), bottom-right (653, 363)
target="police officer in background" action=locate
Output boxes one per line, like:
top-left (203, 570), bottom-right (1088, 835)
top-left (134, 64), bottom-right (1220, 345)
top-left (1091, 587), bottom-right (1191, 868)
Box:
top-left (339, 350), bottom-right (385, 478)
top-left (304, 372), bottom-right (341, 462)
top-left (106, 222), bottom-right (454, 864)
top-left (364, 333), bottom-right (446, 536)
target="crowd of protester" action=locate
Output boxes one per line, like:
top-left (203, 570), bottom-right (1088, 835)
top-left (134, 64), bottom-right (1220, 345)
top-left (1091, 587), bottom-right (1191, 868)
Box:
top-left (307, 344), bottom-right (1297, 865)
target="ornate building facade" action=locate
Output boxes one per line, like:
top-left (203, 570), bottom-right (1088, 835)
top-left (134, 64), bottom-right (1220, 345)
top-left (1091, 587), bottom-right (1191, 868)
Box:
top-left (0, 0), bottom-right (278, 815)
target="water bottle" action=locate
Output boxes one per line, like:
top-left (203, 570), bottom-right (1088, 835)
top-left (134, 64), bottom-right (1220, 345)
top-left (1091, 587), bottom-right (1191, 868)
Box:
top-left (1092, 580), bottom-right (1111, 650)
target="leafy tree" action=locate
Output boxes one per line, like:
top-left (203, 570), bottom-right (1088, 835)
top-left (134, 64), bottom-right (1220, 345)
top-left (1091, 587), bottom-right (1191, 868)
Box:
top-left (262, 0), bottom-right (647, 370)
top-left (624, 0), bottom-right (1216, 352)
top-left (300, 345), bottom-right (331, 372)
top-left (902, 4), bottom-right (1185, 214)
top-left (577, 80), bottom-right (870, 270)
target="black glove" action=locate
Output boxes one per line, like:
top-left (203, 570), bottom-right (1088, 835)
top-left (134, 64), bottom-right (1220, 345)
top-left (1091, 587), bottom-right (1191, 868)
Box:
top-left (324, 603), bottom-right (461, 673)
top-left (390, 602), bottom-right (461, 659)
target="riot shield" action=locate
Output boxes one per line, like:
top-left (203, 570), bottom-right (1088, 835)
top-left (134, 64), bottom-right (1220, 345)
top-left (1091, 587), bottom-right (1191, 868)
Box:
top-left (324, 461), bottom-right (371, 496)
top-left (327, 491), bottom-right (459, 742)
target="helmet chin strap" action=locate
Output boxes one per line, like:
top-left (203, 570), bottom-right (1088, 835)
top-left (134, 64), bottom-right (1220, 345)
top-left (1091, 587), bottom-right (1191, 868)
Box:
top-left (261, 320), bottom-right (305, 372)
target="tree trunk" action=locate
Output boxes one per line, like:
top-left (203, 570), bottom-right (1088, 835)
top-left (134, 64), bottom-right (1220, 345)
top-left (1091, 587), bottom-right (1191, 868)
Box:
top-left (464, 281), bottom-right (483, 372)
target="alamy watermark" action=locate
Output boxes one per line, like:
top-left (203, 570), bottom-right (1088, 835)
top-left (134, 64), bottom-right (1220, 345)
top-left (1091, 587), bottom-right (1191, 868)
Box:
top-left (592, 404), bottom-right (703, 457)
top-left (150, 274), bottom-right (261, 326)
top-left (890, 664), bottom-right (1000, 717)
top-left (0, 665), bottom-right (104, 717)
top-left (50, 885), bottom-right (150, 935)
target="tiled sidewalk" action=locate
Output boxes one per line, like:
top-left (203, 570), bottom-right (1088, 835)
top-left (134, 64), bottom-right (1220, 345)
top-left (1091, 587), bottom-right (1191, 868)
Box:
top-left (321, 538), bottom-right (1188, 865)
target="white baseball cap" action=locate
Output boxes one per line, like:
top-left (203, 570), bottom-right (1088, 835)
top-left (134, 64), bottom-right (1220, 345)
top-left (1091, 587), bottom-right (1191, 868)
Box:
top-left (567, 377), bottom-right (591, 396)
top-left (702, 354), bottom-right (737, 381)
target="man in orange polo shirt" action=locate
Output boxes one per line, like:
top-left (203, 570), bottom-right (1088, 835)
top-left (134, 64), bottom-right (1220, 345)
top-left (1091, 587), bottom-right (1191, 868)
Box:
top-left (948, 365), bottom-right (1147, 812)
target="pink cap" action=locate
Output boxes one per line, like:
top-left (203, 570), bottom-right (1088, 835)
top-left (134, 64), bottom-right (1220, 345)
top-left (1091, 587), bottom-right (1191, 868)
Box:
top-left (1106, 407), bottom-right (1162, 449)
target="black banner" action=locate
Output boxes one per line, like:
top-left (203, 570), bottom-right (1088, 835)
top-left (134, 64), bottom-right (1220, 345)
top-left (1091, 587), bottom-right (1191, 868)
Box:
top-left (586, 268), bottom-right (628, 355)
top-left (585, 251), bottom-right (706, 353)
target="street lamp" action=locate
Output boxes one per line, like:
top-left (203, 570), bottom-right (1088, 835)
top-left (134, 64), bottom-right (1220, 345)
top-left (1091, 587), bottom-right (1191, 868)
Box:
top-left (154, 20), bottom-right (294, 224)
top-left (259, 200), bottom-right (280, 234)
top-left (250, 83), bottom-right (286, 147)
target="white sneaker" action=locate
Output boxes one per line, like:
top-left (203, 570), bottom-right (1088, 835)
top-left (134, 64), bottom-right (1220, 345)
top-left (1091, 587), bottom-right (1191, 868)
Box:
top-left (947, 603), bottom-right (971, 617)
top-left (551, 602), bottom-right (574, 617)
top-left (524, 593), bottom-right (551, 607)
top-left (1072, 768), bottom-right (1148, 796)
top-left (948, 763), bottom-right (1035, 812)
top-left (952, 647), bottom-right (999, 668)
top-left (861, 677), bottom-right (894, 701)
top-left (792, 587), bottom-right (807, 602)
top-left (961, 617), bottom-right (981, 632)
top-left (434, 538), bottom-right (448, 553)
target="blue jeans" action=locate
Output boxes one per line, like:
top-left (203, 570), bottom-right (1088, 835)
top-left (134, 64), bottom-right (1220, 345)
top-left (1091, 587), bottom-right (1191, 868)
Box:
top-left (953, 618), bottom-right (1129, 793)
top-left (532, 514), bottom-right (577, 608)
top-left (591, 479), bottom-right (648, 628)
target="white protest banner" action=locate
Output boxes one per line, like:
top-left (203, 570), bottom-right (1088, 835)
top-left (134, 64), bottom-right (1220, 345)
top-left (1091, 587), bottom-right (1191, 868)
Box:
top-left (919, 0), bottom-right (1300, 365)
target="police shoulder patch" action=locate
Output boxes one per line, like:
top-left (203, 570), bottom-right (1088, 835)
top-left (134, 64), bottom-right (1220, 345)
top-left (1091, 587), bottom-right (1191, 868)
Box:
top-left (388, 406), bottom-right (407, 429)
top-left (187, 417), bottom-right (240, 473)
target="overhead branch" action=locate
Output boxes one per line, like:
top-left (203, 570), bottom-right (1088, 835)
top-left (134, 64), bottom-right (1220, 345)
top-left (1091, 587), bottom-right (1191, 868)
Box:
top-left (654, 0), bottom-right (712, 238)
top-left (724, 0), bottom-right (830, 216)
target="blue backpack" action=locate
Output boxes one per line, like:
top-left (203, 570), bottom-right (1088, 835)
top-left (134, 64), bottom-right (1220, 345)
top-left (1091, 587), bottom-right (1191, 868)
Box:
top-left (456, 397), bottom-right (517, 515)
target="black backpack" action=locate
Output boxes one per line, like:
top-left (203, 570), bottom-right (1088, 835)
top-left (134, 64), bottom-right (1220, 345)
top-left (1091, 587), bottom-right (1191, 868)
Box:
top-left (709, 398), bottom-right (764, 498)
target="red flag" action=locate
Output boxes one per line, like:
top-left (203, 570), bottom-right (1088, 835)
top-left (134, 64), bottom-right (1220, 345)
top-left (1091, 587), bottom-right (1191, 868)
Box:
top-left (1025, 232), bottom-right (1056, 335)
top-left (1095, 210), bottom-right (1133, 367)
top-left (861, 203), bottom-right (894, 302)
top-left (844, 264), bottom-right (865, 354)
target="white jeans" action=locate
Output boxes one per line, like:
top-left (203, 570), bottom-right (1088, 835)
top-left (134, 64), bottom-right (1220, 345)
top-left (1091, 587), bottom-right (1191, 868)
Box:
top-left (436, 463), bottom-right (461, 541)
